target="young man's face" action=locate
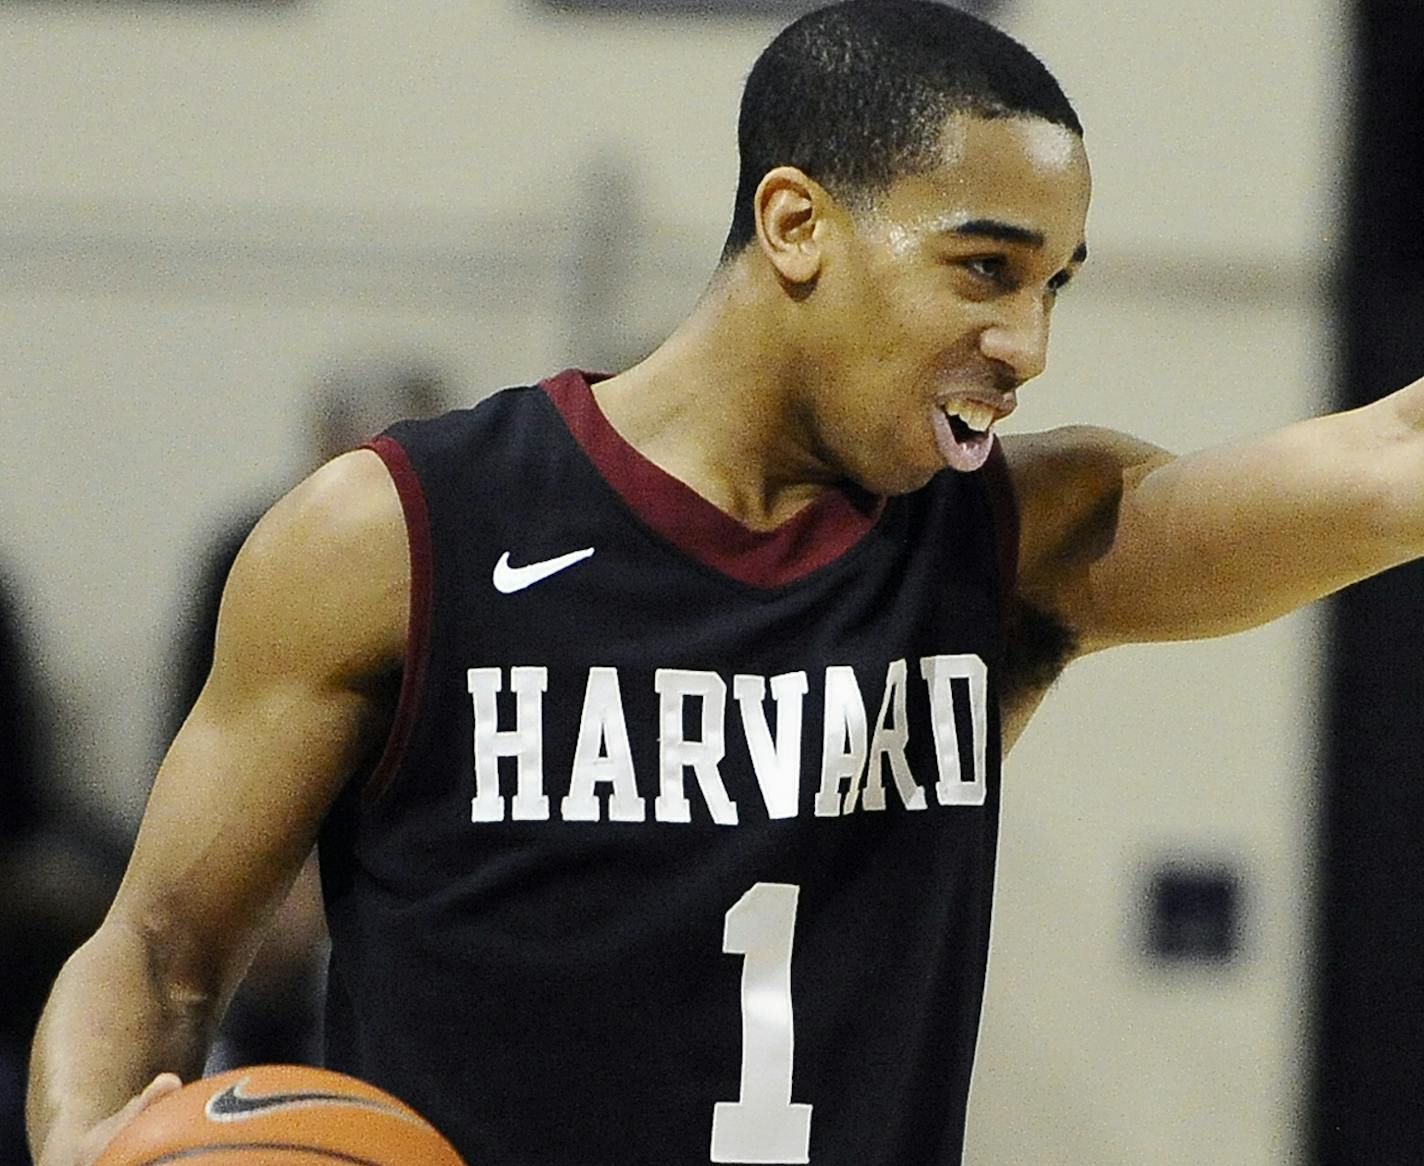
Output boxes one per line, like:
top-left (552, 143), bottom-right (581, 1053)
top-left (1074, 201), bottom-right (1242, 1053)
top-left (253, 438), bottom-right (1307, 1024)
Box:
top-left (806, 113), bottom-right (1091, 494)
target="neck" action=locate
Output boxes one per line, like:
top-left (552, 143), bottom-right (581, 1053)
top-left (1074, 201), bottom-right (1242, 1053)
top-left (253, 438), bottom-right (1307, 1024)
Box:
top-left (592, 263), bottom-right (837, 531)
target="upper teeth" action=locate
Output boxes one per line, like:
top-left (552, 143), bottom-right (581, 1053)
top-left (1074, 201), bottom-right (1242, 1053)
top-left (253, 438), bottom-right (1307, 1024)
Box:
top-left (943, 399), bottom-right (996, 433)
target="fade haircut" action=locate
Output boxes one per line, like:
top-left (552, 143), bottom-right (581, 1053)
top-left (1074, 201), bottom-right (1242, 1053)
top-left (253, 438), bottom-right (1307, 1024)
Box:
top-left (721, 0), bottom-right (1082, 260)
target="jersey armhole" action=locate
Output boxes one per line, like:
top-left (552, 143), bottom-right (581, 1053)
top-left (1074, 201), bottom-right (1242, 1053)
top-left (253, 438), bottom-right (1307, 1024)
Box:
top-left (359, 435), bottom-right (434, 807)
top-left (981, 440), bottom-right (1021, 614)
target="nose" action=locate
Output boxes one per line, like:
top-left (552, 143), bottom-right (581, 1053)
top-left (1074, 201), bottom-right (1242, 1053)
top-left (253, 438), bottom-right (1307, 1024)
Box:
top-left (979, 293), bottom-right (1050, 385)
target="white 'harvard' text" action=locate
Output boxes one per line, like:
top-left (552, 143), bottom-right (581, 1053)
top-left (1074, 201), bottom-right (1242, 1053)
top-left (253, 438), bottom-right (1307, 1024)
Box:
top-left (465, 656), bottom-right (988, 824)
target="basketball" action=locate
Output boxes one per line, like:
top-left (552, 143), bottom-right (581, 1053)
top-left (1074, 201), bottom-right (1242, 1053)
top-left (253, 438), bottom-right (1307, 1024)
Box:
top-left (93, 1064), bottom-right (468, 1166)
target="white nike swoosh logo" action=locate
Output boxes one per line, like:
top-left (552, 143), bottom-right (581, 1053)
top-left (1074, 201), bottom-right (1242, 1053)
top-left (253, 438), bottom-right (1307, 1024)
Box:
top-left (492, 547), bottom-right (595, 594)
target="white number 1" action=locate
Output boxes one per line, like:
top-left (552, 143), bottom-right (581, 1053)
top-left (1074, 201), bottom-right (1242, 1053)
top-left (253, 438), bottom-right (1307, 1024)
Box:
top-left (710, 882), bottom-right (813, 1164)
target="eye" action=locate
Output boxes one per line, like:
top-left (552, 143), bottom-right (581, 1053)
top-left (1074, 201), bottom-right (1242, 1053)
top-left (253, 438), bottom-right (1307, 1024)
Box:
top-left (962, 256), bottom-right (1008, 282)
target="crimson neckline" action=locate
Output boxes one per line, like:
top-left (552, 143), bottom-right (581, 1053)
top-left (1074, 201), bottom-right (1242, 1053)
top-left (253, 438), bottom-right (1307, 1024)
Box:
top-left (540, 369), bottom-right (886, 588)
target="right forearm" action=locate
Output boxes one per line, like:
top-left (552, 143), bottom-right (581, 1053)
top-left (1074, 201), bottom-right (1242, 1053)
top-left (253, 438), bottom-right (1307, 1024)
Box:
top-left (26, 921), bottom-right (215, 1163)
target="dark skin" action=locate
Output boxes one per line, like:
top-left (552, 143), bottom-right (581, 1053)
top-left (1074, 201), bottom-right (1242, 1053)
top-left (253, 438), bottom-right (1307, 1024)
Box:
top-left (28, 112), bottom-right (1424, 1166)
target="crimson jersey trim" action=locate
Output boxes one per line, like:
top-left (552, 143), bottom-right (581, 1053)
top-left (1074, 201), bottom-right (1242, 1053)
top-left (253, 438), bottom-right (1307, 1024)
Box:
top-left (541, 368), bottom-right (888, 588)
top-left (360, 436), bottom-right (434, 805)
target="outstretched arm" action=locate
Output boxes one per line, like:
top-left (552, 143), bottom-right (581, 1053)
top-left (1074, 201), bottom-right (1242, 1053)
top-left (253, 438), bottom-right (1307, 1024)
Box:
top-left (1003, 374), bottom-right (1424, 656)
top-left (27, 450), bottom-right (409, 1166)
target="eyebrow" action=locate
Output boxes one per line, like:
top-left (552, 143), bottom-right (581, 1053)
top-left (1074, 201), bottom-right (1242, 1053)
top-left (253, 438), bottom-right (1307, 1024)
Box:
top-left (941, 218), bottom-right (1089, 265)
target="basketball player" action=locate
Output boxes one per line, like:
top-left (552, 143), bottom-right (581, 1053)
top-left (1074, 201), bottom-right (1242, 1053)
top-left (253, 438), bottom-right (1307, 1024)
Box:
top-left (27, 4), bottom-right (1424, 1165)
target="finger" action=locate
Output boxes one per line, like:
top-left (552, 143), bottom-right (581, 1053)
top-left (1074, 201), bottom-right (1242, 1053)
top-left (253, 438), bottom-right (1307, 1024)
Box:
top-left (81, 1076), bottom-right (185, 1165)
top-left (106, 1075), bottom-right (184, 1135)
top-left (141, 1073), bottom-right (183, 1101)
top-left (127, 1073), bottom-right (183, 1118)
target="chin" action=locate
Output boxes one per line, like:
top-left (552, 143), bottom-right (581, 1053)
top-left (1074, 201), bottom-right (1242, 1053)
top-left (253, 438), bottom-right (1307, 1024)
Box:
top-left (856, 460), bottom-right (941, 497)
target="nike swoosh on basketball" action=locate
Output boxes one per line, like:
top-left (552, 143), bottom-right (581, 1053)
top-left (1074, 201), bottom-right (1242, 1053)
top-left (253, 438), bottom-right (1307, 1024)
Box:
top-left (492, 547), bottom-right (595, 594)
top-left (204, 1079), bottom-right (405, 1123)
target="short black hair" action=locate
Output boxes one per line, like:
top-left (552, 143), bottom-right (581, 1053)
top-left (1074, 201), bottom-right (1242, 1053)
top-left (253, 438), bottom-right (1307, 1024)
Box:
top-left (721, 0), bottom-right (1082, 260)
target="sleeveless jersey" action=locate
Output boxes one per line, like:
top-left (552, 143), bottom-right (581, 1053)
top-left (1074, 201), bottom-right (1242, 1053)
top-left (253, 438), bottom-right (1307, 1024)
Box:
top-left (320, 369), bottom-right (1017, 1166)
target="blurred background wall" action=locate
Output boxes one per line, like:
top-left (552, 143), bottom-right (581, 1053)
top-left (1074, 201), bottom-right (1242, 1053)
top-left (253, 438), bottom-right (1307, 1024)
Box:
top-left (0, 0), bottom-right (1365, 1162)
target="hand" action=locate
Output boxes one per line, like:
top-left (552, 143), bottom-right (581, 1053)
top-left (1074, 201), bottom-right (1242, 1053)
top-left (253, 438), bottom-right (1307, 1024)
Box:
top-left (38, 1073), bottom-right (183, 1166)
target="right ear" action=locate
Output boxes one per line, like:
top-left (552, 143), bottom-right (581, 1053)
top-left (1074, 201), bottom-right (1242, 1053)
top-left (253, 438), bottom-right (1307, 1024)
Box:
top-left (752, 166), bottom-right (832, 287)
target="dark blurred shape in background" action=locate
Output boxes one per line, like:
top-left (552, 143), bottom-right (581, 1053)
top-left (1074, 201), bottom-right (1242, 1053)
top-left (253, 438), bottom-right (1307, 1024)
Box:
top-left (0, 568), bottom-right (125, 1166)
top-left (1317, 2), bottom-right (1424, 1163)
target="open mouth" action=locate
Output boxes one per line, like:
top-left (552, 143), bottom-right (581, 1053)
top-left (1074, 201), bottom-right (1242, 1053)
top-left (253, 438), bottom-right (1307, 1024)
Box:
top-left (943, 399), bottom-right (997, 440)
top-left (933, 398), bottom-right (999, 472)
top-left (945, 411), bottom-right (981, 444)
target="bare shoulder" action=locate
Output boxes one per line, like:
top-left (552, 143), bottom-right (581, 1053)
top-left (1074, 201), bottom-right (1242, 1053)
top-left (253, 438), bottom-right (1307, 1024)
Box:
top-left (214, 447), bottom-right (409, 690)
top-left (994, 427), bottom-right (1174, 746)
top-left (998, 426), bottom-right (1174, 593)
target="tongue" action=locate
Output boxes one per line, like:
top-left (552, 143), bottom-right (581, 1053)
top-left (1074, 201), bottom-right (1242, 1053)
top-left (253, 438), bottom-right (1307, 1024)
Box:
top-left (932, 408), bottom-right (994, 472)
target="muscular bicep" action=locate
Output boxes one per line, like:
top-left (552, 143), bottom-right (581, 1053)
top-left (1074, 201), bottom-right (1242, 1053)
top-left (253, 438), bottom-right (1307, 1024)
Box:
top-left (105, 449), bottom-right (408, 1003)
top-left (1006, 407), bottom-right (1417, 656)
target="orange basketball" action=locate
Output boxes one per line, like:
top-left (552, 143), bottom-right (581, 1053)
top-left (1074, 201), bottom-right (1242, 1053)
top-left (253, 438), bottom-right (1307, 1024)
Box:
top-left (93, 1064), bottom-right (468, 1166)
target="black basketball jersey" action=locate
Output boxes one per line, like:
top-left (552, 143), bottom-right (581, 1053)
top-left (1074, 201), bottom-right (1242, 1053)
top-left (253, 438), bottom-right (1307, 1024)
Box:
top-left (320, 369), bottom-right (1017, 1166)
